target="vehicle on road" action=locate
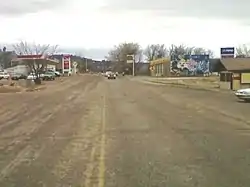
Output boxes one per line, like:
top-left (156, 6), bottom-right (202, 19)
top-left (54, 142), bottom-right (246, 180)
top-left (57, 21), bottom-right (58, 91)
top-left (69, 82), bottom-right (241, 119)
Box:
top-left (107, 72), bottom-right (116, 79)
top-left (0, 72), bottom-right (10, 79)
top-left (235, 88), bottom-right (250, 102)
top-left (105, 71), bottom-right (112, 77)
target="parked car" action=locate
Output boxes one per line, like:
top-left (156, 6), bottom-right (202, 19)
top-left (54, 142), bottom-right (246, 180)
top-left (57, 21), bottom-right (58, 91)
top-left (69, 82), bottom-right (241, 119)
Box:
top-left (27, 73), bottom-right (37, 80)
top-left (235, 88), bottom-right (250, 102)
top-left (11, 73), bottom-right (27, 80)
top-left (54, 71), bottom-right (61, 77)
top-left (42, 71), bottom-right (55, 81)
top-left (0, 72), bottom-right (10, 80)
top-left (47, 69), bottom-right (61, 77)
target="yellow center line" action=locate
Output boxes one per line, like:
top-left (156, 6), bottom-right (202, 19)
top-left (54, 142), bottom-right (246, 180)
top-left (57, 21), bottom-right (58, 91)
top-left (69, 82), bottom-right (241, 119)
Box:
top-left (98, 94), bottom-right (106, 187)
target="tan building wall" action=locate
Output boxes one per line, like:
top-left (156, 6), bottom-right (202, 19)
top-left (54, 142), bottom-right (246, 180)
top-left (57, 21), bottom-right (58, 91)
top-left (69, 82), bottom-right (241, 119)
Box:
top-left (150, 58), bottom-right (170, 77)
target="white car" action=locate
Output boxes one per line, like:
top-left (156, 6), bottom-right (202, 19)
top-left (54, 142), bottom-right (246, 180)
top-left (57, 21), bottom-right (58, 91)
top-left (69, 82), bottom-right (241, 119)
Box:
top-left (27, 73), bottom-right (37, 80)
top-left (235, 88), bottom-right (250, 102)
top-left (105, 71), bottom-right (112, 77)
top-left (0, 72), bottom-right (10, 79)
top-left (107, 72), bottom-right (116, 79)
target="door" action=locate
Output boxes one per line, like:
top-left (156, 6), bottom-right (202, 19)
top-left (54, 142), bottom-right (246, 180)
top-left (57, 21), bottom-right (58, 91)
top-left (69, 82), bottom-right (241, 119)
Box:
top-left (232, 73), bottom-right (241, 90)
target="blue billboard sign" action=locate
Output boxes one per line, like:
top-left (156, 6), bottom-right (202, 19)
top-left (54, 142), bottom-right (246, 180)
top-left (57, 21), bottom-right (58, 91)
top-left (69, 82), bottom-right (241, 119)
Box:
top-left (220, 47), bottom-right (234, 58)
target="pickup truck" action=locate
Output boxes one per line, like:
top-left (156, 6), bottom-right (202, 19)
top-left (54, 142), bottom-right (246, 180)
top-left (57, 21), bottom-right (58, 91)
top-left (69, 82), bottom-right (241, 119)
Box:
top-left (42, 72), bottom-right (55, 81)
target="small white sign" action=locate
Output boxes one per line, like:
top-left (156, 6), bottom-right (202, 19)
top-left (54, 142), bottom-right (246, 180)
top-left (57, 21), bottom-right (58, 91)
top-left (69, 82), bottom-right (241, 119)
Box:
top-left (127, 55), bottom-right (134, 63)
top-left (73, 61), bottom-right (78, 67)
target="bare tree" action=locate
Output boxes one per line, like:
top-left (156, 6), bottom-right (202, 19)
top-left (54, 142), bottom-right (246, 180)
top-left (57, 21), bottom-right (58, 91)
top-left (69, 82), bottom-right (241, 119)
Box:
top-left (106, 42), bottom-right (142, 73)
top-left (106, 42), bottom-right (142, 62)
top-left (144, 44), bottom-right (168, 61)
top-left (12, 41), bottom-right (58, 84)
top-left (168, 44), bottom-right (214, 58)
top-left (236, 44), bottom-right (250, 57)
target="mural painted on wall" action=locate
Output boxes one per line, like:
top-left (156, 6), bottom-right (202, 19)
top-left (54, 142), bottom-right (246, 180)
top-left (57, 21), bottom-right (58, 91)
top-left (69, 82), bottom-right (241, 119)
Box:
top-left (170, 55), bottom-right (210, 76)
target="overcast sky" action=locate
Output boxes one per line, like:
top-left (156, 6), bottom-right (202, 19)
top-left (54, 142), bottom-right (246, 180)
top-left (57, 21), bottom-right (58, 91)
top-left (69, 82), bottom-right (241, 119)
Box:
top-left (0, 0), bottom-right (250, 59)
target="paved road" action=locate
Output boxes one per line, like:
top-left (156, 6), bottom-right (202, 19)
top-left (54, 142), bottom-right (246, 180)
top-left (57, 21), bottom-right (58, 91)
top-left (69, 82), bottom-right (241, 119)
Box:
top-left (0, 75), bottom-right (250, 187)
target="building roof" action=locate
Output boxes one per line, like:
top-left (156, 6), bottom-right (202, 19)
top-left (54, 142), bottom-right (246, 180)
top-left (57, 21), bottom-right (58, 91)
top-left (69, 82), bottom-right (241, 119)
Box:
top-left (220, 58), bottom-right (250, 71)
top-left (12, 54), bottom-right (59, 65)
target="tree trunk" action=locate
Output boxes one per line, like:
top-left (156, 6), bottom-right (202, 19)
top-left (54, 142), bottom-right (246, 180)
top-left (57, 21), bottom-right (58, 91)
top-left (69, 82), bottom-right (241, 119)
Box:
top-left (34, 78), bottom-right (41, 85)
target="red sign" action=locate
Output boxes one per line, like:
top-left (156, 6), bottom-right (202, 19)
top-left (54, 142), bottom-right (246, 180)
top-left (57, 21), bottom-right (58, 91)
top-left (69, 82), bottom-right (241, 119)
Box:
top-left (63, 55), bottom-right (70, 70)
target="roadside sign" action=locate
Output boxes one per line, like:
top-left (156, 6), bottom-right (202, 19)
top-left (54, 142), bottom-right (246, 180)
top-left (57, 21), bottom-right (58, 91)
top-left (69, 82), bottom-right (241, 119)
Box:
top-left (220, 47), bottom-right (234, 58)
top-left (62, 55), bottom-right (71, 74)
top-left (73, 61), bottom-right (78, 67)
top-left (127, 55), bottom-right (134, 63)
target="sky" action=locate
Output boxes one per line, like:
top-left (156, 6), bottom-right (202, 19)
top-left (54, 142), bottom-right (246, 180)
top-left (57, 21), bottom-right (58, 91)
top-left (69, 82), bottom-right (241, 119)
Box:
top-left (0, 0), bottom-right (250, 59)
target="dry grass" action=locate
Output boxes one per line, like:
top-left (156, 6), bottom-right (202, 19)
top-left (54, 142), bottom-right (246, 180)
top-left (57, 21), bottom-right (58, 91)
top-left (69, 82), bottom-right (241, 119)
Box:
top-left (25, 86), bottom-right (47, 92)
top-left (0, 86), bottom-right (22, 93)
top-left (146, 76), bottom-right (220, 91)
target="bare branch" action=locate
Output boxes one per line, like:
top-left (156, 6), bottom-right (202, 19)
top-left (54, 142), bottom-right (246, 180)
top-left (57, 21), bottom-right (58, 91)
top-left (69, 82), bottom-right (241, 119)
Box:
top-left (236, 44), bottom-right (250, 57)
top-left (144, 44), bottom-right (168, 61)
top-left (12, 41), bottom-right (58, 56)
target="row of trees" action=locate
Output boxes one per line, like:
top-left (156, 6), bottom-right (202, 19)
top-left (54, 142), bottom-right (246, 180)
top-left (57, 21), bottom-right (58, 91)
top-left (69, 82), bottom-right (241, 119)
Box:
top-left (106, 43), bottom-right (250, 63)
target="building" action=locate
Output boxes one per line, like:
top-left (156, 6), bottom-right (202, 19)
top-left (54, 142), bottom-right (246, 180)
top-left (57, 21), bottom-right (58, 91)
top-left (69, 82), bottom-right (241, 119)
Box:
top-left (8, 54), bottom-right (59, 75)
top-left (219, 58), bottom-right (250, 90)
top-left (149, 58), bottom-right (171, 77)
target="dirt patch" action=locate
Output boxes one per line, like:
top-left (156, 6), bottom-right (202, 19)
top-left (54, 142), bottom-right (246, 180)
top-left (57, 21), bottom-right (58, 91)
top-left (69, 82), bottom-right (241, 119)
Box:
top-left (25, 86), bottom-right (47, 92)
top-left (0, 86), bottom-right (22, 93)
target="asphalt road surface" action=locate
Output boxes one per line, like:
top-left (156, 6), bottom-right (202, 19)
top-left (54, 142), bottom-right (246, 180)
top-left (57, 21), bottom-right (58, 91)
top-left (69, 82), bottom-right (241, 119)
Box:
top-left (0, 74), bottom-right (250, 187)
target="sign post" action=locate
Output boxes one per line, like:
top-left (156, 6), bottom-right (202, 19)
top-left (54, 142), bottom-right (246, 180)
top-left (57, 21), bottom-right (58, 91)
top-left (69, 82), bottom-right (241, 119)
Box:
top-left (127, 55), bottom-right (135, 76)
top-left (72, 61), bottom-right (78, 75)
top-left (62, 55), bottom-right (71, 76)
top-left (220, 47), bottom-right (235, 58)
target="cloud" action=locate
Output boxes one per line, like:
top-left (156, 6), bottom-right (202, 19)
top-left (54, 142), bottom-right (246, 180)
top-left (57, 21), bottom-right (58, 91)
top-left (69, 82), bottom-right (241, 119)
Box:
top-left (0, 0), bottom-right (69, 16)
top-left (101, 0), bottom-right (250, 21)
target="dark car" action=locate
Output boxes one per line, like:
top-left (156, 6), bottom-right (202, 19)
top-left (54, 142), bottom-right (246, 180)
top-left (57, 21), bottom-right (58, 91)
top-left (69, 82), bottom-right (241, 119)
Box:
top-left (11, 73), bottom-right (27, 80)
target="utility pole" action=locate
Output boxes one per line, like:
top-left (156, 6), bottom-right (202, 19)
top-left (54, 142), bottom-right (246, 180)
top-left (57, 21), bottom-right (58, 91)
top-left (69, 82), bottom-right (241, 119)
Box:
top-left (85, 58), bottom-right (88, 72)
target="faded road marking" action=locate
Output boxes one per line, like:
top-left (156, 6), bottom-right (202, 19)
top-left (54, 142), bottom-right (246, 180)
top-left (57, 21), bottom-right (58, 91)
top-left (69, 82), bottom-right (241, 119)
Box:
top-left (84, 146), bottom-right (96, 187)
top-left (98, 95), bottom-right (106, 187)
top-left (0, 145), bottom-right (31, 181)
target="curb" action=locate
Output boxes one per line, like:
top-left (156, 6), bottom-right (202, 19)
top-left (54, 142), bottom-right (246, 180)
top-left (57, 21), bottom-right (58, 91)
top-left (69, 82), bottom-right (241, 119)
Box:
top-left (142, 80), bottom-right (233, 94)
